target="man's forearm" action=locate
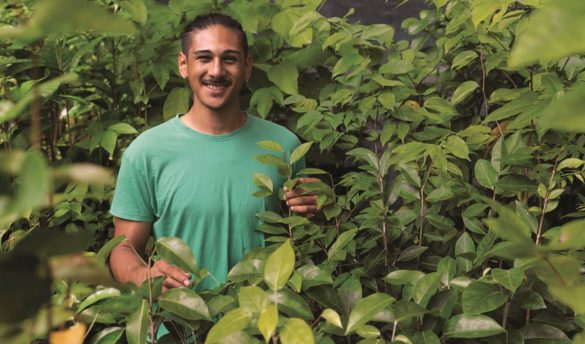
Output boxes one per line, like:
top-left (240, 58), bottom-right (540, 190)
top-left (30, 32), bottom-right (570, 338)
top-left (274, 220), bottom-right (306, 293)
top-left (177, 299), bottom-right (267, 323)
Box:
top-left (110, 243), bottom-right (149, 287)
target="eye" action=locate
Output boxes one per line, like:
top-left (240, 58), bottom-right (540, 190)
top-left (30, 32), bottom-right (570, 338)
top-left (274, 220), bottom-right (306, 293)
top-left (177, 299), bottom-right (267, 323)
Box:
top-left (224, 56), bottom-right (238, 63)
top-left (196, 55), bottom-right (211, 62)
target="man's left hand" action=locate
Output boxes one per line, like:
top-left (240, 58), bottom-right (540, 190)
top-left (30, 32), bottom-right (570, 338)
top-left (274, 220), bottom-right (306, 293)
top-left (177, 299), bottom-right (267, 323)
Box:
top-left (284, 177), bottom-right (321, 218)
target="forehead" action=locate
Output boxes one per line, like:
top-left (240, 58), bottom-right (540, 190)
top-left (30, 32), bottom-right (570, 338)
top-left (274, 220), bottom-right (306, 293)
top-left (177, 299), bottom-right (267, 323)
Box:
top-left (187, 25), bottom-right (244, 54)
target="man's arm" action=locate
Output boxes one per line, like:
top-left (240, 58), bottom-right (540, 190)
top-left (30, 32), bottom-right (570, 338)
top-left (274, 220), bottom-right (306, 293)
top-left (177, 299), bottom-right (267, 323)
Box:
top-left (110, 217), bottom-right (191, 290)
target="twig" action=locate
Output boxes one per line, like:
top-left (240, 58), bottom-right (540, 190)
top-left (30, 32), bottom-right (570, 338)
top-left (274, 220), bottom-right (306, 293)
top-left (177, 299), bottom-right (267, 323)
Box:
top-left (536, 160), bottom-right (558, 245)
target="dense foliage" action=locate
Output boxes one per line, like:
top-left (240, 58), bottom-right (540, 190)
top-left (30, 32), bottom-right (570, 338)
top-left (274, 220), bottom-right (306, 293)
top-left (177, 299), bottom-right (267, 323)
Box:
top-left (1, 0), bottom-right (585, 343)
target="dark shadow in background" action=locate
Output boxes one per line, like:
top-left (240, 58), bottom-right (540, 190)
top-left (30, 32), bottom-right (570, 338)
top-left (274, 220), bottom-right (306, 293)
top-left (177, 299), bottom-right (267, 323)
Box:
top-left (319, 0), bottom-right (429, 41)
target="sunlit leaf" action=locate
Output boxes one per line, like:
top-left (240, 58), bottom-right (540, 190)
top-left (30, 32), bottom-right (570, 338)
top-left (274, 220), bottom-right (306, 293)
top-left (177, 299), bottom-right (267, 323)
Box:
top-left (264, 239), bottom-right (295, 291)
top-left (126, 300), bottom-right (148, 344)
top-left (155, 236), bottom-right (197, 275)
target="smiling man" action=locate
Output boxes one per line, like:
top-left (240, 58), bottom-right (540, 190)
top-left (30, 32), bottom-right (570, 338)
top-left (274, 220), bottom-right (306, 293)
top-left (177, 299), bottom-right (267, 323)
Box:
top-left (109, 14), bottom-right (318, 293)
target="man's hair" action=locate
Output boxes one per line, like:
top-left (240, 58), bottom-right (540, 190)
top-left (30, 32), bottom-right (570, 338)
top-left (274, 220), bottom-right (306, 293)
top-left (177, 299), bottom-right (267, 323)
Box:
top-left (181, 13), bottom-right (249, 57)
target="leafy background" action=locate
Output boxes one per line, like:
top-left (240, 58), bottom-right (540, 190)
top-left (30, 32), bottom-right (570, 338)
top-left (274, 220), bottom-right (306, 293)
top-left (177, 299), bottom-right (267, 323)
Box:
top-left (1, 0), bottom-right (585, 343)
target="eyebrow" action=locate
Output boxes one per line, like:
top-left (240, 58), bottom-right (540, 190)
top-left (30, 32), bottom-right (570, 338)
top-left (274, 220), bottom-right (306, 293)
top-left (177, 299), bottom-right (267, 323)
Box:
top-left (192, 49), bottom-right (242, 56)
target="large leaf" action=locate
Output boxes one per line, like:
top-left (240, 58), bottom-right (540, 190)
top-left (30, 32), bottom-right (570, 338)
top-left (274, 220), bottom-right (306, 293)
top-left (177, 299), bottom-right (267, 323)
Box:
top-left (264, 239), bottom-right (295, 291)
top-left (280, 318), bottom-right (315, 344)
top-left (267, 61), bottom-right (298, 95)
top-left (204, 308), bottom-right (251, 344)
top-left (444, 314), bottom-right (506, 338)
top-left (509, 0), bottom-right (585, 67)
top-left (539, 83), bottom-right (585, 133)
top-left (162, 87), bottom-right (191, 121)
top-left (548, 218), bottom-right (585, 250)
top-left (77, 288), bottom-right (121, 312)
top-left (482, 198), bottom-right (534, 245)
top-left (158, 288), bottom-right (210, 321)
top-left (258, 304), bottom-right (278, 343)
top-left (290, 142), bottom-right (313, 165)
top-left (474, 159), bottom-right (498, 189)
top-left (89, 327), bottom-right (124, 344)
top-left (155, 236), bottom-right (197, 275)
top-left (451, 81), bottom-right (479, 106)
top-left (125, 300), bottom-right (149, 344)
top-left (268, 289), bottom-right (313, 320)
top-left (462, 282), bottom-right (508, 314)
top-left (345, 293), bottom-right (395, 334)
top-left (238, 286), bottom-right (269, 315)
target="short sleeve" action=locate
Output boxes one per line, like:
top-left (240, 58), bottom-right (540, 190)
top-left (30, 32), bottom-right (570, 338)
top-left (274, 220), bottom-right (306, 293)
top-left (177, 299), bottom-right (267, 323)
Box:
top-left (110, 152), bottom-right (155, 222)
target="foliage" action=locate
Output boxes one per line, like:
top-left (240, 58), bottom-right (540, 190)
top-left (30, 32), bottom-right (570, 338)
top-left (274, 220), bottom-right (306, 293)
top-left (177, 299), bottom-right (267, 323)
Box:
top-left (1, 0), bottom-right (585, 343)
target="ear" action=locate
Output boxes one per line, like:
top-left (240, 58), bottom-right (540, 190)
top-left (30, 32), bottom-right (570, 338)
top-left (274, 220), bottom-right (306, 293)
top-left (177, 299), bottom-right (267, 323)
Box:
top-left (244, 54), bottom-right (253, 81)
top-left (178, 52), bottom-right (188, 79)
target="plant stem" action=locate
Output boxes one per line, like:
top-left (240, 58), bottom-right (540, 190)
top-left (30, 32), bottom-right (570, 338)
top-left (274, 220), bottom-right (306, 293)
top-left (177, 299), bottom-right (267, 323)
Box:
top-left (536, 160), bottom-right (558, 245)
top-left (147, 253), bottom-right (156, 344)
top-left (391, 321), bottom-right (398, 341)
top-left (418, 160), bottom-right (433, 246)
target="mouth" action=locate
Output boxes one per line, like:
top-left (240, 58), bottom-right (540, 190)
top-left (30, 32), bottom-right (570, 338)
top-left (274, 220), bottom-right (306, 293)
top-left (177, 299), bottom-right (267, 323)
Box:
top-left (202, 79), bottom-right (231, 90)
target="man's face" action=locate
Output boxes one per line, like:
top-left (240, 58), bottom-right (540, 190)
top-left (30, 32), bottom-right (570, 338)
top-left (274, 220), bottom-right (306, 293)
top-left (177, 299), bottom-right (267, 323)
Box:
top-left (178, 25), bottom-right (252, 113)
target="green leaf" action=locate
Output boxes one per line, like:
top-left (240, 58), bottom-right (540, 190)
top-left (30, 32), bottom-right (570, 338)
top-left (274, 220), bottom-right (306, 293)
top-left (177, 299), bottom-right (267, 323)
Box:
top-left (257, 140), bottom-right (285, 153)
top-left (321, 308), bottom-right (342, 328)
top-left (126, 300), bottom-right (149, 344)
top-left (162, 87), bottom-right (190, 121)
top-left (267, 61), bottom-right (298, 95)
top-left (462, 282), bottom-right (508, 314)
top-left (474, 159), bottom-right (498, 189)
top-left (258, 304), bottom-right (278, 343)
top-left (11, 151), bottom-right (49, 215)
top-left (158, 288), bottom-right (210, 321)
top-left (492, 268), bottom-right (524, 293)
top-left (397, 246), bottom-right (428, 262)
top-left (280, 318), bottom-right (315, 344)
top-left (548, 219), bottom-right (585, 250)
top-left (297, 265), bottom-right (333, 289)
top-left (509, 0), bottom-right (585, 67)
top-left (522, 323), bottom-right (571, 341)
top-left (121, 0), bottom-right (147, 24)
top-left (204, 308), bottom-right (251, 344)
top-left (451, 81), bottom-right (479, 105)
top-left (345, 293), bottom-right (395, 334)
top-left (257, 211), bottom-right (283, 224)
top-left (412, 331), bottom-right (441, 344)
top-left (255, 154), bottom-right (289, 168)
top-left (327, 229), bottom-right (357, 260)
top-left (155, 237), bottom-right (197, 275)
top-left (452, 50), bottom-right (478, 70)
top-left (393, 299), bottom-right (427, 322)
top-left (108, 123), bottom-right (138, 135)
top-left (238, 286), bottom-right (269, 315)
top-left (444, 314), bottom-right (506, 338)
top-left (378, 91), bottom-right (396, 110)
top-left (540, 83), bottom-right (585, 133)
top-left (549, 284), bottom-right (585, 314)
top-left (268, 289), bottom-right (314, 320)
top-left (413, 272), bottom-right (442, 307)
top-left (558, 158), bottom-right (584, 170)
top-left (228, 259), bottom-right (264, 283)
top-left (253, 173), bottom-right (273, 193)
top-left (290, 142), bottom-right (313, 165)
top-left (78, 288), bottom-right (121, 312)
top-left (297, 168), bottom-right (328, 175)
top-left (426, 185), bottom-right (455, 202)
top-left (89, 327), bottom-right (124, 344)
top-left (384, 270), bottom-right (425, 285)
top-left (484, 92), bottom-right (539, 122)
top-left (482, 199), bottom-right (533, 245)
top-left (264, 239), bottom-right (295, 291)
top-left (471, 0), bottom-right (512, 28)
top-left (95, 236), bottom-right (126, 264)
top-left (443, 135), bottom-right (469, 160)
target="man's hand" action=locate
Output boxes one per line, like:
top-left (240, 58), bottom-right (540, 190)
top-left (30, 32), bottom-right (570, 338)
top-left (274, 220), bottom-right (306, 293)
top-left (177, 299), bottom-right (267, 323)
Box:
top-left (284, 177), bottom-right (321, 218)
top-left (151, 260), bottom-right (191, 291)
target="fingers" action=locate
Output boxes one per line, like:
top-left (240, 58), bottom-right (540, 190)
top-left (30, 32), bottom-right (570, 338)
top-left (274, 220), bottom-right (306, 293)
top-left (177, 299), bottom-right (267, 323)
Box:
top-left (152, 260), bottom-right (191, 290)
top-left (284, 178), bottom-right (322, 217)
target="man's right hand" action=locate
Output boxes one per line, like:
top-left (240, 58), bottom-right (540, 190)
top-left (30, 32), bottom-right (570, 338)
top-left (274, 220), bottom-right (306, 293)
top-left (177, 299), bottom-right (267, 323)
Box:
top-left (150, 259), bottom-right (191, 290)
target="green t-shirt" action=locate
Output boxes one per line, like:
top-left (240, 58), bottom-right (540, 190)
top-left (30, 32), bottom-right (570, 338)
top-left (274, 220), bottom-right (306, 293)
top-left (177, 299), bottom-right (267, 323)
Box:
top-left (110, 114), bottom-right (301, 290)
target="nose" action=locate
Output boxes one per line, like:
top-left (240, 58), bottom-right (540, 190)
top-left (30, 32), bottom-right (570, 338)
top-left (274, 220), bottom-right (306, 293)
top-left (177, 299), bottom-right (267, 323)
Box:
top-left (209, 57), bottom-right (223, 78)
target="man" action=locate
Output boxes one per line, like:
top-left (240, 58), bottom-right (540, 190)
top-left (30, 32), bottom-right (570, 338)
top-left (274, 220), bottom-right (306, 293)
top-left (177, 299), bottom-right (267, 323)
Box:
top-left (109, 13), bottom-right (319, 291)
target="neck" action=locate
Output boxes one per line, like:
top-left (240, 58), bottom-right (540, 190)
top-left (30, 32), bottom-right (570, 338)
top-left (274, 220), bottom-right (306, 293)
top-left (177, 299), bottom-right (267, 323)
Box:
top-left (181, 103), bottom-right (246, 135)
